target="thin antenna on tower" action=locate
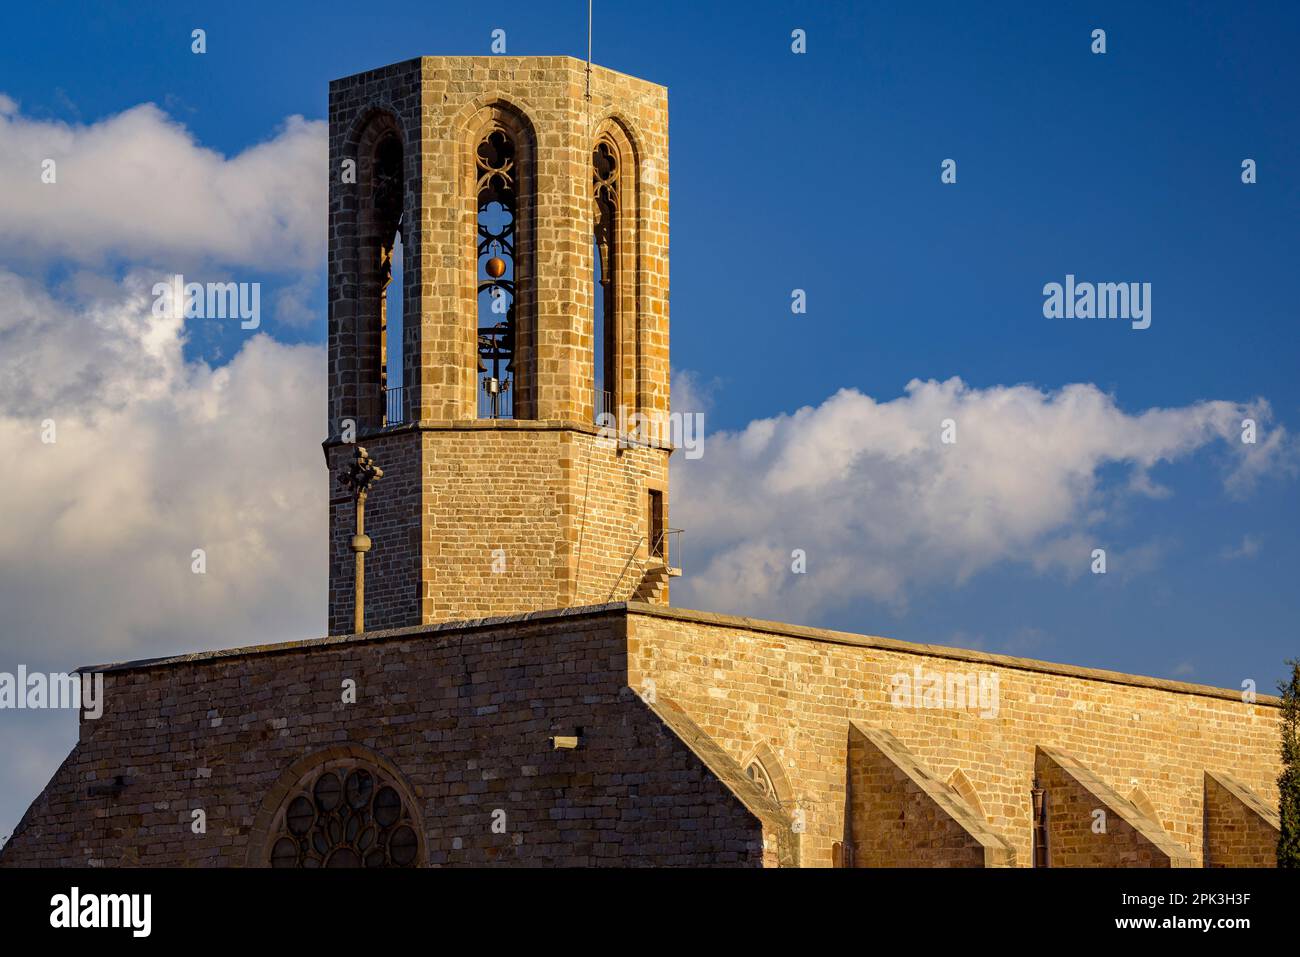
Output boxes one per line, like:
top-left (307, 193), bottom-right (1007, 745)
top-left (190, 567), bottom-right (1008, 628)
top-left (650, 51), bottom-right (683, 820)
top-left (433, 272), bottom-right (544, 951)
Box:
top-left (585, 0), bottom-right (593, 102)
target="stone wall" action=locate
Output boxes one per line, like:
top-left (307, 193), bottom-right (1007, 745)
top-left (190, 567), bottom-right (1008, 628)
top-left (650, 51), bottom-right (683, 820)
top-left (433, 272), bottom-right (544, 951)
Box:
top-left (404, 56), bottom-right (670, 424)
top-left (327, 433), bottom-right (423, 635)
top-left (1204, 771), bottom-right (1281, 867)
top-left (327, 423), bottom-right (669, 633)
top-left (847, 723), bottom-right (1015, 867)
top-left (1034, 746), bottom-right (1195, 867)
top-left (563, 429), bottom-right (670, 608)
top-left (4, 603), bottom-right (1281, 868)
top-left (0, 609), bottom-right (763, 867)
top-left (624, 604), bottom-right (1282, 868)
top-left (415, 426), bottom-right (570, 623)
top-left (327, 58), bottom-right (424, 434)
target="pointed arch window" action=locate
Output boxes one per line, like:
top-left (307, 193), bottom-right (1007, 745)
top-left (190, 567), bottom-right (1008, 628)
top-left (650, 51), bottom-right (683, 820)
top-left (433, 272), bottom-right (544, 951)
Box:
top-left (592, 137), bottom-right (619, 422)
top-left (349, 117), bottom-right (406, 430)
top-left (476, 129), bottom-right (518, 418)
top-left (373, 132), bottom-right (404, 423)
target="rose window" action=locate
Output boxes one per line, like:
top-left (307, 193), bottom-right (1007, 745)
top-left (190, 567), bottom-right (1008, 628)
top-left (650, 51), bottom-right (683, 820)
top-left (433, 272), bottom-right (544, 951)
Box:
top-left (268, 764), bottom-right (421, 868)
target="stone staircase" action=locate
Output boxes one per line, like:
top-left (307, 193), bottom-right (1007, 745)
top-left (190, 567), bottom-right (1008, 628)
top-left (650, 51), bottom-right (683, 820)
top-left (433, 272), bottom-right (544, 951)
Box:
top-left (610, 530), bottom-right (682, 605)
top-left (632, 562), bottom-right (672, 603)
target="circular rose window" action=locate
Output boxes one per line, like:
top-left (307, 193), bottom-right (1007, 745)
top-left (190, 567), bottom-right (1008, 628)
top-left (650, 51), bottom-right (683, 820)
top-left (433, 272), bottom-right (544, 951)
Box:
top-left (267, 762), bottom-right (422, 868)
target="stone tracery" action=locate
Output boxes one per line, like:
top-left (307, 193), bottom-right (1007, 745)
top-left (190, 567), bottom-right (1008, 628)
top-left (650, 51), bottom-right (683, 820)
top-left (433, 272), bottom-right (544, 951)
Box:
top-left (266, 759), bottom-right (422, 868)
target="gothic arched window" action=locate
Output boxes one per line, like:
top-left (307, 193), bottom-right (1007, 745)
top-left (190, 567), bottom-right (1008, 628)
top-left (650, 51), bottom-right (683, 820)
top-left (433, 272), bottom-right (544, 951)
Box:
top-left (373, 133), bottom-right (404, 422)
top-left (592, 137), bottom-right (619, 422)
top-left (476, 128), bottom-right (518, 419)
top-left (266, 760), bottom-right (423, 868)
top-left (349, 112), bottom-right (406, 430)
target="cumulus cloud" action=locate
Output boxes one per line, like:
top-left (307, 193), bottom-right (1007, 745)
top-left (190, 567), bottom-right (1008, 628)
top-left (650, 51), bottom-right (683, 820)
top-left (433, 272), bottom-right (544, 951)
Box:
top-left (671, 377), bottom-right (1292, 621)
top-left (0, 269), bottom-right (326, 662)
top-left (0, 97), bottom-right (325, 270)
top-left (671, 369), bottom-right (720, 417)
top-left (270, 273), bottom-right (325, 329)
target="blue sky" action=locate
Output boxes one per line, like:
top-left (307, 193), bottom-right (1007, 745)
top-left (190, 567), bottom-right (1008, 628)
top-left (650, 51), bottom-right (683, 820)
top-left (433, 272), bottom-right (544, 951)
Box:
top-left (1, 0), bottom-right (1298, 836)
top-left (7, 1), bottom-right (1297, 422)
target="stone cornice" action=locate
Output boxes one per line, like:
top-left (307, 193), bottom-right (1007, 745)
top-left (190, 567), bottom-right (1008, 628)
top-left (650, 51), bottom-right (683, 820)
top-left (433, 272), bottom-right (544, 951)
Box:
top-left (320, 419), bottom-right (677, 456)
top-left (623, 603), bottom-right (1284, 708)
top-left (76, 601), bottom-right (1283, 708)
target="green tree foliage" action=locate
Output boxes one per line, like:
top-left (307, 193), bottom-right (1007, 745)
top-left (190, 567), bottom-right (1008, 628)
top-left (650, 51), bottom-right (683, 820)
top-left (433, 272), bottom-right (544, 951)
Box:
top-left (1279, 659), bottom-right (1300, 867)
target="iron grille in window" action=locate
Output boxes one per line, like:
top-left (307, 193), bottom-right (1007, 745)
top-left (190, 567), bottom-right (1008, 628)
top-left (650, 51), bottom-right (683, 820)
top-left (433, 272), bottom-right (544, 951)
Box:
top-left (477, 128), bottom-right (516, 418)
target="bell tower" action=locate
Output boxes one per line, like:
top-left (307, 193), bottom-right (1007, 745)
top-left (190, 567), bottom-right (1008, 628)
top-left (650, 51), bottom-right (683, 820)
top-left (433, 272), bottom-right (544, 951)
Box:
top-left (326, 57), bottom-right (672, 634)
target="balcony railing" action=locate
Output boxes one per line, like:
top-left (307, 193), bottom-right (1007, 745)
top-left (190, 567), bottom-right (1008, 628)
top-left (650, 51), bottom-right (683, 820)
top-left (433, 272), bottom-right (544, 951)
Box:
top-left (607, 527), bottom-right (685, 602)
top-left (383, 385), bottom-right (408, 426)
top-left (594, 389), bottom-right (614, 424)
top-left (650, 527), bottom-right (683, 575)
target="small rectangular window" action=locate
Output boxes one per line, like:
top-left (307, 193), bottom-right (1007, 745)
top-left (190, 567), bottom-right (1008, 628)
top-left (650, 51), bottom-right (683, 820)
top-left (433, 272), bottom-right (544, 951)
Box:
top-left (1032, 786), bottom-right (1049, 867)
top-left (648, 489), bottom-right (665, 559)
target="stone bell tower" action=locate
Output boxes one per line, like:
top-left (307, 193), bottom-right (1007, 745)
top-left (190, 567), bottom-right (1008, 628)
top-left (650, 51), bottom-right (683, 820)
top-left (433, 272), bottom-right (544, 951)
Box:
top-left (325, 57), bottom-right (673, 635)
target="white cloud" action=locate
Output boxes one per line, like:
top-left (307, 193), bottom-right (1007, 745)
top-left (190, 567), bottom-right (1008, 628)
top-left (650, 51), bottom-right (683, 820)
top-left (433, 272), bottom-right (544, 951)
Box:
top-left (671, 370), bottom-right (720, 416)
top-left (672, 377), bottom-right (1292, 620)
top-left (0, 98), bottom-right (325, 270)
top-left (271, 273), bottom-right (324, 329)
top-left (0, 269), bottom-right (326, 662)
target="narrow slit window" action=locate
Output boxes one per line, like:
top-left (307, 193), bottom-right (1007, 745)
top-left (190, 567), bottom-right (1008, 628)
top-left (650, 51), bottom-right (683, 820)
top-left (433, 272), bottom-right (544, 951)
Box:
top-left (382, 229), bottom-right (403, 423)
top-left (372, 132), bottom-right (404, 425)
top-left (648, 489), bottom-right (665, 559)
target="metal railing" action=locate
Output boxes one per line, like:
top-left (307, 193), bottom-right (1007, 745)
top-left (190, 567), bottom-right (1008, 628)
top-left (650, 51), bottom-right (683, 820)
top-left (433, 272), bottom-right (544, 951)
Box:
top-left (608, 528), bottom-right (684, 602)
top-left (594, 389), bottom-right (614, 424)
top-left (651, 527), bottom-right (683, 572)
top-left (478, 376), bottom-right (513, 419)
top-left (383, 385), bottom-right (408, 426)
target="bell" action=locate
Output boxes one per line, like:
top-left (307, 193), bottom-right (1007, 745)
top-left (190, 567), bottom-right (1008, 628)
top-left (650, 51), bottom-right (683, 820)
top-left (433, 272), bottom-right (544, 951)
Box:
top-left (486, 256), bottom-right (507, 279)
